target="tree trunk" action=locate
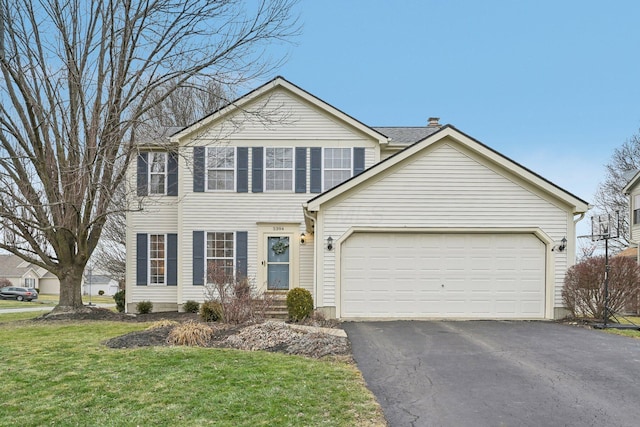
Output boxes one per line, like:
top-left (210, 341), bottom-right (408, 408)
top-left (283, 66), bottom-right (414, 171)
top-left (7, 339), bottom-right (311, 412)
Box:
top-left (52, 265), bottom-right (87, 313)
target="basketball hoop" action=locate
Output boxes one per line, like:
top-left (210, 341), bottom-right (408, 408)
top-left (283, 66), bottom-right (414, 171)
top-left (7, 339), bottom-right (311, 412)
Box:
top-left (591, 212), bottom-right (620, 241)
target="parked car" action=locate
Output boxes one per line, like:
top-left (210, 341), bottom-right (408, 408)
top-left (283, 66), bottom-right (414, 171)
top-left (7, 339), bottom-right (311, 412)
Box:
top-left (26, 288), bottom-right (39, 300)
top-left (0, 286), bottom-right (38, 301)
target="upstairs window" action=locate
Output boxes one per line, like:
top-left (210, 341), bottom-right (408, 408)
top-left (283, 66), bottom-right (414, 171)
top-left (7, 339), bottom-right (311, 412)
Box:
top-left (635, 195), bottom-right (640, 225)
top-left (149, 234), bottom-right (166, 285)
top-left (149, 152), bottom-right (167, 194)
top-left (207, 147), bottom-right (235, 191)
top-left (323, 148), bottom-right (352, 190)
top-left (265, 147), bottom-right (293, 191)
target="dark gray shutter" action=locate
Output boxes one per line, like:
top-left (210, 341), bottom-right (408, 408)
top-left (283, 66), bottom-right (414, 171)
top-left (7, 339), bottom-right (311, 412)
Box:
top-left (137, 153), bottom-right (148, 196)
top-left (167, 152), bottom-right (178, 196)
top-left (167, 233), bottom-right (177, 286)
top-left (193, 147), bottom-right (205, 192)
top-left (235, 231), bottom-right (248, 278)
top-left (237, 147), bottom-right (248, 193)
top-left (136, 234), bottom-right (148, 285)
top-left (353, 147), bottom-right (365, 175)
top-left (310, 147), bottom-right (322, 193)
top-left (252, 147), bottom-right (263, 193)
top-left (193, 231), bottom-right (205, 285)
top-left (295, 147), bottom-right (307, 193)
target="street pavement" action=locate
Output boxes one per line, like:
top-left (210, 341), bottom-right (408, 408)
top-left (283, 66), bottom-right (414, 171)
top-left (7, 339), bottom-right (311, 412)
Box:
top-left (0, 303), bottom-right (115, 314)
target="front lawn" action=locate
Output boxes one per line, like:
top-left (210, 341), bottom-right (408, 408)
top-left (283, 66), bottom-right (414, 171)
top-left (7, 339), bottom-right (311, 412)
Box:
top-left (0, 319), bottom-right (385, 426)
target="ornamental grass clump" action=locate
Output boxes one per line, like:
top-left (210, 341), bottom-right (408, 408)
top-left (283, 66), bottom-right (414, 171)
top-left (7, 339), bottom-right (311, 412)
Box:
top-left (286, 288), bottom-right (313, 322)
top-left (167, 320), bottom-right (213, 346)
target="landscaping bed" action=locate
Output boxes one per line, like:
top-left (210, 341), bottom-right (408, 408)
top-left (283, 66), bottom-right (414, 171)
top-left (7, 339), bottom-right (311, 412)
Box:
top-left (35, 307), bottom-right (351, 359)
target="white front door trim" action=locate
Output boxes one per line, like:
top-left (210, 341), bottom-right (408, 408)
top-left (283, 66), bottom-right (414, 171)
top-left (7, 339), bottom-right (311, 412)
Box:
top-left (256, 222), bottom-right (301, 293)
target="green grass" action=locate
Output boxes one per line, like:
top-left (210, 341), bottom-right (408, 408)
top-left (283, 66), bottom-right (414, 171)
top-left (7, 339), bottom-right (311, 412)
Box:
top-left (0, 311), bottom-right (43, 323)
top-left (601, 315), bottom-right (640, 339)
top-left (0, 320), bottom-right (385, 426)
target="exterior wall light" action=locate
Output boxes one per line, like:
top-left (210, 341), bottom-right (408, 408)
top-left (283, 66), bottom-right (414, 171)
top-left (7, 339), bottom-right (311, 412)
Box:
top-left (559, 237), bottom-right (567, 252)
top-left (553, 237), bottom-right (567, 252)
top-left (300, 233), bottom-right (306, 245)
top-left (327, 236), bottom-right (333, 251)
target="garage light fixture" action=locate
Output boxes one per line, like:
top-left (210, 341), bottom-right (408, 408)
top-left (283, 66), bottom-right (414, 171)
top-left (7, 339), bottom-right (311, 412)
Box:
top-left (327, 236), bottom-right (333, 251)
top-left (551, 236), bottom-right (568, 253)
top-left (558, 237), bottom-right (567, 252)
top-left (300, 233), bottom-right (306, 245)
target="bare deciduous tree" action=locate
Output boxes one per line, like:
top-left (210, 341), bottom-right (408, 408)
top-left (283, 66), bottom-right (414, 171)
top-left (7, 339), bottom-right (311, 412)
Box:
top-left (593, 131), bottom-right (640, 250)
top-left (0, 0), bottom-right (299, 313)
top-left (91, 77), bottom-right (231, 284)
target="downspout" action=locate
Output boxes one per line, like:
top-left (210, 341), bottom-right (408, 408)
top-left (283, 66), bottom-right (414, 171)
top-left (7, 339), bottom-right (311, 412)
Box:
top-left (302, 204), bottom-right (318, 309)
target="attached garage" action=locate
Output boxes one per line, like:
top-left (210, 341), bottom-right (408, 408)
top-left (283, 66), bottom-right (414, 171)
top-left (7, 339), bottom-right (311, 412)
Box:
top-left (340, 232), bottom-right (546, 319)
top-left (305, 126), bottom-right (590, 320)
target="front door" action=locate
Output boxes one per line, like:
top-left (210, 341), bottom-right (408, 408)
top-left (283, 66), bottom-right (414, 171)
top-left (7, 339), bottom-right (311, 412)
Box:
top-left (266, 236), bottom-right (290, 290)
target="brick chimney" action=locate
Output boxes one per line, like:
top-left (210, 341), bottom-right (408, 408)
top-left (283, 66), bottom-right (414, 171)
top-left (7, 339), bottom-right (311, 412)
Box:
top-left (427, 117), bottom-right (440, 128)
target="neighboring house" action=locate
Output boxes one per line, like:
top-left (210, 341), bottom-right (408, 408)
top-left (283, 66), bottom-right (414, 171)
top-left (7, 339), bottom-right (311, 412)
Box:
top-left (0, 254), bottom-right (60, 294)
top-left (83, 274), bottom-right (119, 296)
top-left (125, 76), bottom-right (590, 319)
top-left (623, 170), bottom-right (640, 264)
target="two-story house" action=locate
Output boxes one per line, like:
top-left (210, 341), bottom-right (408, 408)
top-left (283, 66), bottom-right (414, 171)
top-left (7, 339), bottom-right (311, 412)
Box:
top-left (125, 77), bottom-right (589, 319)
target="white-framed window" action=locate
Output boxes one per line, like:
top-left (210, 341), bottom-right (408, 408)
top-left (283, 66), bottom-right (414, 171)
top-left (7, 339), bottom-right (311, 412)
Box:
top-left (24, 278), bottom-right (36, 288)
top-left (265, 147), bottom-right (293, 191)
top-left (634, 194), bottom-right (640, 225)
top-left (207, 147), bottom-right (235, 191)
top-left (206, 232), bottom-right (235, 283)
top-left (149, 234), bottom-right (166, 285)
top-left (149, 152), bottom-right (167, 195)
top-left (323, 148), bottom-right (352, 190)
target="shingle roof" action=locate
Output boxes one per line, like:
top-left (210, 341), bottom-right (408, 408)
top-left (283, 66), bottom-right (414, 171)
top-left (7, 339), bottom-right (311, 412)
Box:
top-left (0, 254), bottom-right (27, 278)
top-left (373, 126), bottom-right (441, 144)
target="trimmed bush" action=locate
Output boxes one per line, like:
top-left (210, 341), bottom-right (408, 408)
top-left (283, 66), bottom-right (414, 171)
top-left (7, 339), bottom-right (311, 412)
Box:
top-left (286, 287), bottom-right (313, 322)
top-left (167, 320), bottom-right (213, 346)
top-left (98, 290), bottom-right (105, 296)
top-left (136, 300), bottom-right (153, 314)
top-left (182, 300), bottom-right (200, 313)
top-left (113, 289), bottom-right (126, 312)
top-left (200, 301), bottom-right (223, 322)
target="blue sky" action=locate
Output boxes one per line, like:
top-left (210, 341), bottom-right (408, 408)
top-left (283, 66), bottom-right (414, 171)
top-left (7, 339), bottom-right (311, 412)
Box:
top-left (270, 0), bottom-right (640, 236)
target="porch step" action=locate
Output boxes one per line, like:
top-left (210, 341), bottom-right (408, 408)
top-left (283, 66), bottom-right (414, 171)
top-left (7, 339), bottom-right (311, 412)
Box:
top-left (258, 291), bottom-right (288, 319)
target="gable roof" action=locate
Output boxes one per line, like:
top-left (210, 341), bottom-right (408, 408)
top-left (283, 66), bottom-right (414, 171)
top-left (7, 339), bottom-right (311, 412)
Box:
top-left (622, 169), bottom-right (640, 194)
top-left (305, 125), bottom-right (590, 214)
top-left (170, 76), bottom-right (389, 145)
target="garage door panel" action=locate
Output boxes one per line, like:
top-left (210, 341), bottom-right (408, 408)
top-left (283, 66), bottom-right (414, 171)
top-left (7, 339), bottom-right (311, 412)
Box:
top-left (341, 233), bottom-right (545, 319)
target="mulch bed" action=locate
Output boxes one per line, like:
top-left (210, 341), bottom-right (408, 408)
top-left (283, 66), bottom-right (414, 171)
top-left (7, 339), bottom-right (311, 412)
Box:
top-left (33, 307), bottom-right (350, 359)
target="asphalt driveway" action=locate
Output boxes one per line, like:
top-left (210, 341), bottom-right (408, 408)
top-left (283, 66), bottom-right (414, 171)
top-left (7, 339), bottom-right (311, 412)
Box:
top-left (343, 321), bottom-right (640, 427)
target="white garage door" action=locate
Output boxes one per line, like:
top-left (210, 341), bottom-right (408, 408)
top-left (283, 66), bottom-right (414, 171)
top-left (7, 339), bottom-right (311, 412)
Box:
top-left (341, 233), bottom-right (546, 319)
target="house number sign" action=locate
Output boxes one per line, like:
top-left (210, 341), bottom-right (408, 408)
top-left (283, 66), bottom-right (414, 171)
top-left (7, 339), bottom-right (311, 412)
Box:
top-left (272, 226), bottom-right (284, 231)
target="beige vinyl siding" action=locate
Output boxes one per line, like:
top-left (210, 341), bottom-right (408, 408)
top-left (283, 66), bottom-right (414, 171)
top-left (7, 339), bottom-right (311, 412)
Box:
top-left (178, 113), bottom-right (379, 303)
top-left (318, 142), bottom-right (569, 308)
top-left (38, 277), bottom-right (60, 294)
top-left (125, 200), bottom-right (178, 305)
top-left (631, 190), bottom-right (640, 243)
top-left (200, 89), bottom-right (372, 142)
